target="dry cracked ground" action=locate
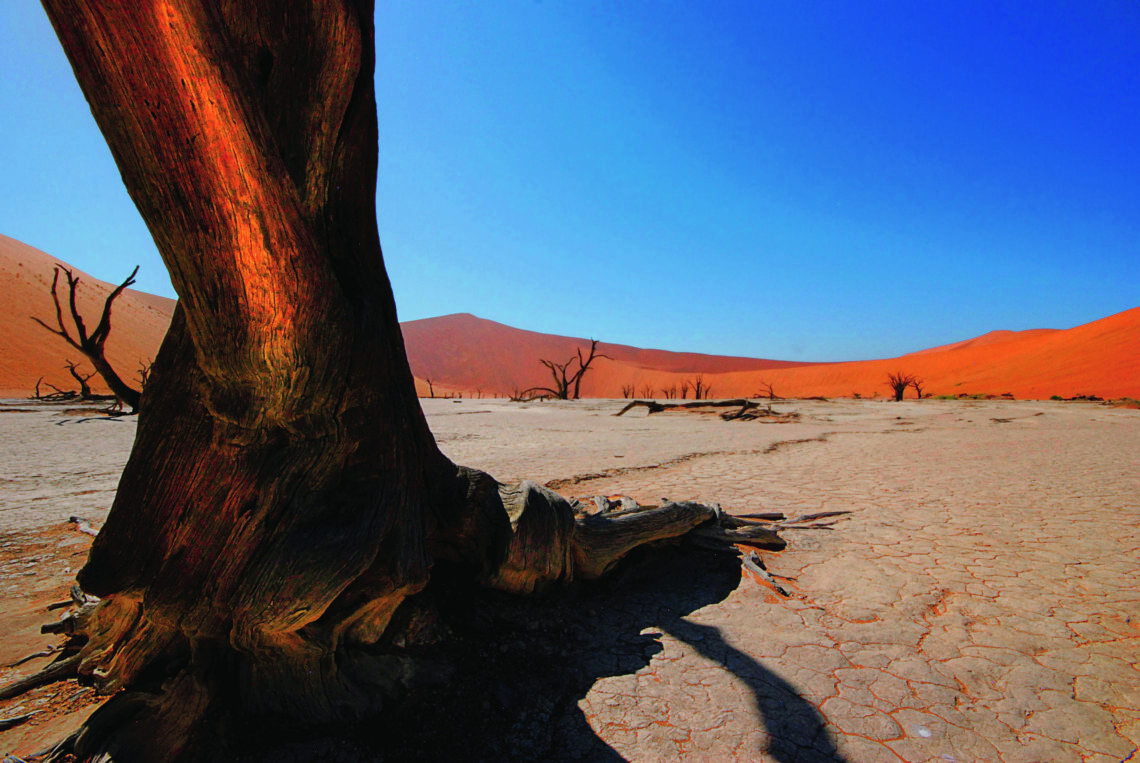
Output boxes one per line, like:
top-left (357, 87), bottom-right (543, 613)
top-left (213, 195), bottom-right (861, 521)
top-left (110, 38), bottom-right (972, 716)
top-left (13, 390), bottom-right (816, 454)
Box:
top-left (1, 398), bottom-right (1138, 762)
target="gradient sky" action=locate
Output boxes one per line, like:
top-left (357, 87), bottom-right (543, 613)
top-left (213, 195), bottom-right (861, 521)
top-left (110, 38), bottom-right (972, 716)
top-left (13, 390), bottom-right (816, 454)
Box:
top-left (2, 2), bottom-right (1137, 361)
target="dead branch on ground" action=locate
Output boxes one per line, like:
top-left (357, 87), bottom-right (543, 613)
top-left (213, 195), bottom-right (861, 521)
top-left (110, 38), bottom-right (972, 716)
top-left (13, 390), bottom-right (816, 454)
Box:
top-left (615, 398), bottom-right (799, 421)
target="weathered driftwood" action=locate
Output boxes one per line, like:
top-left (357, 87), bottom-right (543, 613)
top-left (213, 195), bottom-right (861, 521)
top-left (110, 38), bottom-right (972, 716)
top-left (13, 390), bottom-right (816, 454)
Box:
top-left (742, 551), bottom-right (790, 596)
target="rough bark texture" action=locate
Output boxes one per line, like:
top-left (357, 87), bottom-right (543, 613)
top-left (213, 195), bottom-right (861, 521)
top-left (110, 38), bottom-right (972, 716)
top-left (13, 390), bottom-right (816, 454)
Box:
top-left (38, 3), bottom-right (752, 759)
top-left (44, 0), bottom-right (452, 719)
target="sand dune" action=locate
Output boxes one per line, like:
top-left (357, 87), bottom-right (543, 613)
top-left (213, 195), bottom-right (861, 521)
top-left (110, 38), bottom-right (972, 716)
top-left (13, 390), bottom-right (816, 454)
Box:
top-left (404, 310), bottom-right (1139, 400)
top-left (400, 313), bottom-right (813, 399)
top-left (2, 234), bottom-right (1136, 400)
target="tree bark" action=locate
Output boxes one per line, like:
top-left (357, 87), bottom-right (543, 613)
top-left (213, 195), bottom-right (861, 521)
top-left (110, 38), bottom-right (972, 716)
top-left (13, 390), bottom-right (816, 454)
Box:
top-left (41, 0), bottom-right (465, 747)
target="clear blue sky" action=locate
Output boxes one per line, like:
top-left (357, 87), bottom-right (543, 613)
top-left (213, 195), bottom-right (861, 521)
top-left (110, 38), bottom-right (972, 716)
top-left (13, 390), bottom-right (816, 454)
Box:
top-left (2, 2), bottom-right (1137, 361)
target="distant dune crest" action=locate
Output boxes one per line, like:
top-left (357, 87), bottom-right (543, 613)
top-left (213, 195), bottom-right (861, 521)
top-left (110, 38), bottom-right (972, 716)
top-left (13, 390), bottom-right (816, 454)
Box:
top-left (2, 234), bottom-right (1136, 400)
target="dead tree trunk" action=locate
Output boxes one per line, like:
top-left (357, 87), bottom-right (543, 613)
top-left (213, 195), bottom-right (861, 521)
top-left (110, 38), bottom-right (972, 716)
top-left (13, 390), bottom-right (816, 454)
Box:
top-left (39, 3), bottom-right (770, 760)
top-left (32, 266), bottom-right (142, 411)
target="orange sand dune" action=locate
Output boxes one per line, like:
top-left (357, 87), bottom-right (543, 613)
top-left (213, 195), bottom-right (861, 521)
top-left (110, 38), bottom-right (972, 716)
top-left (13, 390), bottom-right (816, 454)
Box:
top-left (905, 328), bottom-right (1058, 356)
top-left (0, 234), bottom-right (175, 398)
top-left (3, 235), bottom-right (1136, 401)
top-left (406, 310), bottom-right (1139, 401)
top-left (401, 313), bottom-right (810, 398)
top-left (709, 307), bottom-right (1140, 400)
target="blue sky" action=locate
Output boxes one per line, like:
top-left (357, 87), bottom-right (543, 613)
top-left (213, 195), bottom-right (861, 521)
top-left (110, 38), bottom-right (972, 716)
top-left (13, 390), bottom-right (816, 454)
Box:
top-left (2, 2), bottom-right (1137, 361)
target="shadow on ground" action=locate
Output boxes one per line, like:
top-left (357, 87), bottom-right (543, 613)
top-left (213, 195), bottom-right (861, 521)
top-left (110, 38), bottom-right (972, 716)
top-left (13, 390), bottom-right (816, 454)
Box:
top-left (254, 545), bottom-right (846, 762)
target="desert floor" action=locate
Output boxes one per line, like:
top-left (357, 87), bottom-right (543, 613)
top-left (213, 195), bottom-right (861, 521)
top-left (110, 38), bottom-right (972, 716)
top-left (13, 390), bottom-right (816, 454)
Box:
top-left (1, 397), bottom-right (1138, 761)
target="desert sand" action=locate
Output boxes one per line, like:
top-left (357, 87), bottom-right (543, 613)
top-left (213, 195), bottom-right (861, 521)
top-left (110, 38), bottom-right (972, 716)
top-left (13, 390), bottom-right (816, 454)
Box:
top-left (2, 397), bottom-right (1137, 761)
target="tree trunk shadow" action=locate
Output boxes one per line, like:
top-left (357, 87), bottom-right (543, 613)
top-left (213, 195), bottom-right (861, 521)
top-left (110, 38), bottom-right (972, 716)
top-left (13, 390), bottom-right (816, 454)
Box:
top-left (235, 545), bottom-right (845, 762)
top-left (663, 620), bottom-right (848, 762)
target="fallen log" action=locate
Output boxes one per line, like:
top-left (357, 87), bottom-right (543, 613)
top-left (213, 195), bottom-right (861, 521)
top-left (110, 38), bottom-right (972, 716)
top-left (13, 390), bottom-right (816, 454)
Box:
top-left (616, 399), bottom-right (753, 416)
top-left (615, 399), bottom-right (799, 422)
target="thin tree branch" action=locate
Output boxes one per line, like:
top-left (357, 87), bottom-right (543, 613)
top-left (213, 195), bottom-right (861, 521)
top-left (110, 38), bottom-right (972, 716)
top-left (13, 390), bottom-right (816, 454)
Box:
top-left (90, 265), bottom-right (138, 346)
top-left (62, 267), bottom-right (90, 345)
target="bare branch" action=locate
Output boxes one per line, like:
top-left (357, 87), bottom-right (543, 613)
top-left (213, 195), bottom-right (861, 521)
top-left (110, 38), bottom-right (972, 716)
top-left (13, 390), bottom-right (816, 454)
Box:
top-left (61, 267), bottom-right (90, 344)
top-left (90, 265), bottom-right (139, 346)
top-left (31, 268), bottom-right (83, 351)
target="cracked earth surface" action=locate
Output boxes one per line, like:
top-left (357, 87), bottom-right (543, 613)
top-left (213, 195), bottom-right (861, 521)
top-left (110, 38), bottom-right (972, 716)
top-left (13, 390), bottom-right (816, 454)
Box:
top-left (560, 400), bottom-right (1140, 762)
top-left (1, 398), bottom-right (1138, 761)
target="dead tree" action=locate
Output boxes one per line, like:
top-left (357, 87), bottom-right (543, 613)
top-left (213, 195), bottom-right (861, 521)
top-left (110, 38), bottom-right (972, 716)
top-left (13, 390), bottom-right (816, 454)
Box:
top-left (639, 383), bottom-right (654, 398)
top-left (910, 378), bottom-right (925, 399)
top-left (689, 374), bottom-right (711, 400)
top-left (681, 379), bottom-right (691, 399)
top-left (571, 340), bottom-right (608, 399)
top-left (137, 360), bottom-right (153, 390)
top-left (425, 378), bottom-right (435, 398)
top-left (620, 383), bottom-right (635, 399)
top-left (65, 360), bottom-right (96, 398)
top-left (525, 339), bottom-right (610, 400)
top-left (664, 384), bottom-right (678, 399)
top-left (27, 5), bottom-right (787, 760)
top-left (754, 380), bottom-right (778, 400)
top-left (32, 376), bottom-right (77, 401)
top-left (32, 265), bottom-right (142, 412)
top-left (887, 371), bottom-right (917, 401)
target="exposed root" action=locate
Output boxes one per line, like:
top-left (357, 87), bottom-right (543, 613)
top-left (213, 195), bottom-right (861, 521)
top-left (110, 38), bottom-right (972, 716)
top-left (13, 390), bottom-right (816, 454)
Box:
top-left (0, 653), bottom-right (81, 701)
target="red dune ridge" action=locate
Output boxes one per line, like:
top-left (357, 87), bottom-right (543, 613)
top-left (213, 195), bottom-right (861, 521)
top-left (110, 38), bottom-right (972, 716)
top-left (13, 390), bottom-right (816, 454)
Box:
top-left (2, 234), bottom-right (1136, 401)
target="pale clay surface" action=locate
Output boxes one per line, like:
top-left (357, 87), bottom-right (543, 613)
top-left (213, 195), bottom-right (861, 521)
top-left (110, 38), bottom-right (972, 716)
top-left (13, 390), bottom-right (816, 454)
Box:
top-left (1, 397), bottom-right (1138, 761)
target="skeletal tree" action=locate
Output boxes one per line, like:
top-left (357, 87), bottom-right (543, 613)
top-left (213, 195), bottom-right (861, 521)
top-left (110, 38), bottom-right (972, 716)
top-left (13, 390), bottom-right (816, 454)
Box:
top-left (688, 374), bottom-right (711, 400)
top-left (137, 360), bottom-right (152, 390)
top-left (755, 380), bottom-right (778, 400)
top-left (32, 265), bottom-right (142, 412)
top-left (28, 4), bottom-right (782, 760)
top-left (620, 383), bottom-right (635, 399)
top-left (887, 371), bottom-right (917, 401)
top-left (526, 338), bottom-right (610, 400)
top-left (65, 360), bottom-right (96, 399)
top-left (910, 377), bottom-right (925, 399)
